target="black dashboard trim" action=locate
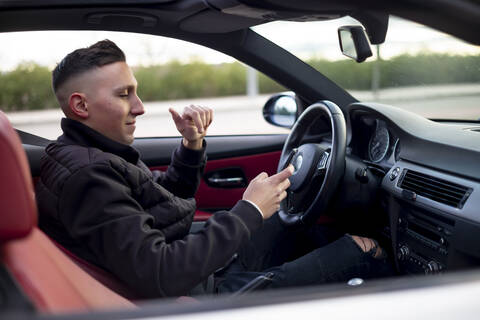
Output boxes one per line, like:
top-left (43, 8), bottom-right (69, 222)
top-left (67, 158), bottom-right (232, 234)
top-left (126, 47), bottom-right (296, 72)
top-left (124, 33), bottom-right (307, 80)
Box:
top-left (347, 102), bottom-right (480, 182)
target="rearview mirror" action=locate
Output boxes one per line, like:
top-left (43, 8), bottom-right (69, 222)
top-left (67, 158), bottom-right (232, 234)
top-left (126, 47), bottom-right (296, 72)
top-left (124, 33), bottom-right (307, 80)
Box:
top-left (338, 25), bottom-right (373, 63)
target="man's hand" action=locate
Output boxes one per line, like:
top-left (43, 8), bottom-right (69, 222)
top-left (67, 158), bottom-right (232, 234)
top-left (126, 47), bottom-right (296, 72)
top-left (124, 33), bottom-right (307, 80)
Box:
top-left (169, 105), bottom-right (213, 150)
top-left (243, 165), bottom-right (294, 220)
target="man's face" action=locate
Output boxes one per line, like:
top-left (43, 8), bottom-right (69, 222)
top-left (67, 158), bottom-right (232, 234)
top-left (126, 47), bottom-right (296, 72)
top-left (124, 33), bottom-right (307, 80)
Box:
top-left (82, 61), bottom-right (145, 145)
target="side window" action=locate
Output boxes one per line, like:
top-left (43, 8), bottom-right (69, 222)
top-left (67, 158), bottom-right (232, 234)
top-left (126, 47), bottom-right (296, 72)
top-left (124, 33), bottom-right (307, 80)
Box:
top-left (0, 31), bottom-right (289, 139)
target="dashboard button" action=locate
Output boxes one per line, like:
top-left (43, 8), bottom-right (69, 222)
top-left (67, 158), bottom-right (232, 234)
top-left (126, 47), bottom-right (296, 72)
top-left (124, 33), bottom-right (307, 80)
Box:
top-left (390, 167), bottom-right (400, 181)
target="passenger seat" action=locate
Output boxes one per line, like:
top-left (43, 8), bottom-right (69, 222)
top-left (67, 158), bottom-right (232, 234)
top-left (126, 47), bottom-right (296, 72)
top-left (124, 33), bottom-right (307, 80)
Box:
top-left (0, 111), bottom-right (135, 314)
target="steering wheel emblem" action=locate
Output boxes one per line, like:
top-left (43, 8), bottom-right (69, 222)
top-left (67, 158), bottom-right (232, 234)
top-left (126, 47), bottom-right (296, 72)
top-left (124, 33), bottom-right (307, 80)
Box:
top-left (293, 154), bottom-right (303, 175)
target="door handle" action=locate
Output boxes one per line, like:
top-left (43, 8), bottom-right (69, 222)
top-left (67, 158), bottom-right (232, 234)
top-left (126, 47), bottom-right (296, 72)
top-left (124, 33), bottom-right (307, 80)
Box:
top-left (204, 167), bottom-right (247, 188)
top-left (207, 177), bottom-right (245, 187)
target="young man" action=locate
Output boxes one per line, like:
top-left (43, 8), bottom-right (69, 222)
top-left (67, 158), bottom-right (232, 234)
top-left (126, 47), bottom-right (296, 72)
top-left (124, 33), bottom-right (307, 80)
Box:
top-left (36, 40), bottom-right (391, 299)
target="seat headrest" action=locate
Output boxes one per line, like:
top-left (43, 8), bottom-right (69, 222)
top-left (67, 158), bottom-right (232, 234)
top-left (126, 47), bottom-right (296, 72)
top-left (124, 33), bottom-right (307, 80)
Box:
top-left (0, 111), bottom-right (37, 242)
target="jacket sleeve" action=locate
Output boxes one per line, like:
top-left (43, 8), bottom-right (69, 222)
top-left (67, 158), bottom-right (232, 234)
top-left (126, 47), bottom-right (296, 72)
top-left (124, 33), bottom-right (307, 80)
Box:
top-left (58, 162), bottom-right (262, 298)
top-left (152, 141), bottom-right (206, 199)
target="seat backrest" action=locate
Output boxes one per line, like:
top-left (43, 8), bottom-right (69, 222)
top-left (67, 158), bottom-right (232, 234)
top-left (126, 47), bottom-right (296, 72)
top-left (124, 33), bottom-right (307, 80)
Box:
top-left (52, 237), bottom-right (139, 300)
top-left (0, 111), bottom-right (37, 242)
top-left (0, 111), bottom-right (135, 314)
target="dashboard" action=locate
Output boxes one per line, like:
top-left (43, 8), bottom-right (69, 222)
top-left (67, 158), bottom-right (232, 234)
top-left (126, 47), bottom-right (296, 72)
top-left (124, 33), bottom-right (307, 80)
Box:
top-left (345, 102), bottom-right (480, 276)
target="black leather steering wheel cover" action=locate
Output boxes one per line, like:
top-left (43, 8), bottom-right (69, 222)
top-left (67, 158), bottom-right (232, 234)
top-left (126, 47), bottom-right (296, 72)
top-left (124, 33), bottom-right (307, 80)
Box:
top-left (277, 100), bottom-right (346, 227)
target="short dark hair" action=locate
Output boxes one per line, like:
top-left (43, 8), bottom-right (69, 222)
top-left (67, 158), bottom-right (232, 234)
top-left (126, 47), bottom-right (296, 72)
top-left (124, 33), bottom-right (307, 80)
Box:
top-left (52, 39), bottom-right (126, 92)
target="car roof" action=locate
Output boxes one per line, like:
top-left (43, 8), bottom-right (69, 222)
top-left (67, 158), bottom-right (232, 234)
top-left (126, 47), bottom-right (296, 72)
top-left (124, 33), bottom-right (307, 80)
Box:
top-left (0, 0), bottom-right (478, 45)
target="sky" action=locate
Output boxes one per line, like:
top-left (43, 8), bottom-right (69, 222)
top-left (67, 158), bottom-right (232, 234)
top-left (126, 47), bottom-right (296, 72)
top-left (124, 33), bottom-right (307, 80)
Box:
top-left (0, 16), bottom-right (478, 72)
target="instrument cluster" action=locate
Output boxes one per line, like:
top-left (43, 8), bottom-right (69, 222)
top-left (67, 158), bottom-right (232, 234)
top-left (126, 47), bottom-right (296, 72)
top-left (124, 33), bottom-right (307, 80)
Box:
top-left (368, 119), bottom-right (401, 164)
top-left (349, 115), bottom-right (401, 168)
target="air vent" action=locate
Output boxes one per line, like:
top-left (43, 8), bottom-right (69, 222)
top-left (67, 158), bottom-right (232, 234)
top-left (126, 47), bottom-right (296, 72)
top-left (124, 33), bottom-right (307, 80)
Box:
top-left (398, 169), bottom-right (472, 209)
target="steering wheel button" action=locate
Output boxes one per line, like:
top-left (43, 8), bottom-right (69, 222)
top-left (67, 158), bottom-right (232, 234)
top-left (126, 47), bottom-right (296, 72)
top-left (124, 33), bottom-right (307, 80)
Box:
top-left (317, 152), bottom-right (329, 170)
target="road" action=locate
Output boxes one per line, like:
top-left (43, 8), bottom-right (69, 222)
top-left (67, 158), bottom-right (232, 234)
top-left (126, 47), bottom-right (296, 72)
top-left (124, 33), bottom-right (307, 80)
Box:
top-left (6, 84), bottom-right (480, 139)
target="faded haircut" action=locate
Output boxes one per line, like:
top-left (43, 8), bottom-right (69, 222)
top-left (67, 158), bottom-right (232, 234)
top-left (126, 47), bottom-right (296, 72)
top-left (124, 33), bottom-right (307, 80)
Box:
top-left (52, 39), bottom-right (126, 93)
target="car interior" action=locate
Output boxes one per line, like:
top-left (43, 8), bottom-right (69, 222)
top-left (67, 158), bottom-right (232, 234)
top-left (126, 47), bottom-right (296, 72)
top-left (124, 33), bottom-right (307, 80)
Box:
top-left (0, 0), bottom-right (479, 318)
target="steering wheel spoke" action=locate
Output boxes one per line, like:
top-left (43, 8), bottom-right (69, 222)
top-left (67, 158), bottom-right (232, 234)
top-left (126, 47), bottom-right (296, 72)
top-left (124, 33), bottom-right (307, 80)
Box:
top-left (281, 148), bottom-right (298, 171)
top-left (287, 188), bottom-right (310, 214)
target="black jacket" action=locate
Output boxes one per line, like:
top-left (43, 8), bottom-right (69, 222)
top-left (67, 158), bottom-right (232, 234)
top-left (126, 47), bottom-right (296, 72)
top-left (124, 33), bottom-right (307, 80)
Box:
top-left (35, 118), bottom-right (262, 298)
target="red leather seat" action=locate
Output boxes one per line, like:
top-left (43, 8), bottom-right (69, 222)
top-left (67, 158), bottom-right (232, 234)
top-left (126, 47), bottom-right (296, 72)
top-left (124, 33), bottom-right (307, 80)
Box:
top-left (0, 111), bottom-right (135, 314)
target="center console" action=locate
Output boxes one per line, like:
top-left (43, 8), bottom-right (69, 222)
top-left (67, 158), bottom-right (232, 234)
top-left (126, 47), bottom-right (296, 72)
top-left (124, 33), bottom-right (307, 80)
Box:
top-left (395, 204), bottom-right (453, 274)
top-left (382, 160), bottom-right (480, 275)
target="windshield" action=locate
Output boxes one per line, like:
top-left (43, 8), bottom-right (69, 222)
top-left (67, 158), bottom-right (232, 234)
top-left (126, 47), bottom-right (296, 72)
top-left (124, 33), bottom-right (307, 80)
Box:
top-left (253, 16), bottom-right (480, 121)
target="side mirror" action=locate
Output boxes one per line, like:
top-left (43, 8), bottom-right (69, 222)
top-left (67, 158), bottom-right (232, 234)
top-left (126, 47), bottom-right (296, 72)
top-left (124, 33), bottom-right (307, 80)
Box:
top-left (338, 25), bottom-right (373, 63)
top-left (262, 92), bottom-right (298, 128)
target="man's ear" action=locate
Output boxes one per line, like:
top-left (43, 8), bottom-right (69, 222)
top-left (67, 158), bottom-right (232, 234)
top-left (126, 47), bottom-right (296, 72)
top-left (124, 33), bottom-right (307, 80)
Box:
top-left (68, 93), bottom-right (89, 119)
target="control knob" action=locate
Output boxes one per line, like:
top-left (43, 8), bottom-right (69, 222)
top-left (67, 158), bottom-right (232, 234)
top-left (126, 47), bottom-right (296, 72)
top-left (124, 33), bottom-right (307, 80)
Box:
top-left (397, 245), bottom-right (410, 261)
top-left (426, 261), bottom-right (440, 274)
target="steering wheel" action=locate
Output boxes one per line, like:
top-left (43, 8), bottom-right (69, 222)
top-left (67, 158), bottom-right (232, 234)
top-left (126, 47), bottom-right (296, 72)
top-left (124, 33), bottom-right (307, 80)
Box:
top-left (277, 100), bottom-right (346, 227)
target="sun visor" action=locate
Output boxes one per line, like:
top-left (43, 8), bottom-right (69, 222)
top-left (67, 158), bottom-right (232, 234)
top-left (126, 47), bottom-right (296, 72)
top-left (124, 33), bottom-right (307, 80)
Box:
top-left (202, 0), bottom-right (388, 42)
top-left (206, 0), bottom-right (343, 21)
top-left (180, 0), bottom-right (346, 33)
top-left (179, 8), bottom-right (263, 33)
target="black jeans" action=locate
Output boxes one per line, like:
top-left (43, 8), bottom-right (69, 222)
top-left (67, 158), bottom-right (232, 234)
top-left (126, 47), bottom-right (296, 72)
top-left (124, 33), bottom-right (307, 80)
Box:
top-left (214, 214), bottom-right (393, 293)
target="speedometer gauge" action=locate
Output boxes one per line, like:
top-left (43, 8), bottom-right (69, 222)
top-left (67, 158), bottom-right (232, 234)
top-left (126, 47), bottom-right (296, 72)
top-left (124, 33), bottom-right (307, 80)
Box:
top-left (369, 126), bottom-right (390, 162)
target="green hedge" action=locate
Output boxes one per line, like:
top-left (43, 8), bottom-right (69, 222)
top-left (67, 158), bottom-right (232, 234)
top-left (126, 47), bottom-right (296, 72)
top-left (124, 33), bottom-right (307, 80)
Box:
top-left (1, 54), bottom-right (479, 112)
top-left (0, 62), bottom-right (56, 112)
top-left (310, 53), bottom-right (480, 90)
top-left (135, 60), bottom-right (246, 101)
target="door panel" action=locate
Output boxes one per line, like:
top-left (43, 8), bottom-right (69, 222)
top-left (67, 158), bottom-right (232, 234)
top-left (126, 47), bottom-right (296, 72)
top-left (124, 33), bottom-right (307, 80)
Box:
top-left (138, 135), bottom-right (286, 220)
top-left (195, 151), bottom-right (281, 211)
top-left (150, 151), bottom-right (281, 220)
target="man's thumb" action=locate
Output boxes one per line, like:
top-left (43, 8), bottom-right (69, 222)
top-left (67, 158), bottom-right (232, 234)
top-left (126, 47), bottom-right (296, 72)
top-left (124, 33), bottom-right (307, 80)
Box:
top-left (169, 108), bottom-right (182, 123)
top-left (252, 172), bottom-right (268, 182)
